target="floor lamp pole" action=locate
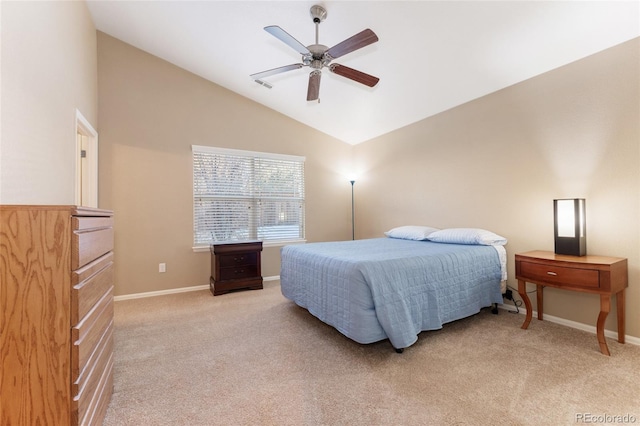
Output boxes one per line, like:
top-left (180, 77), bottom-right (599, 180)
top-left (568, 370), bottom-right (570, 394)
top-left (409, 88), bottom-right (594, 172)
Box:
top-left (350, 180), bottom-right (355, 240)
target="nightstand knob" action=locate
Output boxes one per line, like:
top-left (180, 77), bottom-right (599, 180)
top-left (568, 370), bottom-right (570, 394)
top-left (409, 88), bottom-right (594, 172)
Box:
top-left (547, 271), bottom-right (558, 276)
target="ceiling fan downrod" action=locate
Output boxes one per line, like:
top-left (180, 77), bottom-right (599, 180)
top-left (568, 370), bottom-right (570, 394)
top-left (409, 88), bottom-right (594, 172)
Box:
top-left (310, 5), bottom-right (327, 46)
top-left (308, 5), bottom-right (329, 70)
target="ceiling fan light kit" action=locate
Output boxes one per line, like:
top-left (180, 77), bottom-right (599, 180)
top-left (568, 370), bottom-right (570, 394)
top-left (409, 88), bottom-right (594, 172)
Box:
top-left (250, 5), bottom-right (380, 102)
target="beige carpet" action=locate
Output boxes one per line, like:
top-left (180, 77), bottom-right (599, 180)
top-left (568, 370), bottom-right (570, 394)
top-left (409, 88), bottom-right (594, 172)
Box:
top-left (104, 281), bottom-right (640, 426)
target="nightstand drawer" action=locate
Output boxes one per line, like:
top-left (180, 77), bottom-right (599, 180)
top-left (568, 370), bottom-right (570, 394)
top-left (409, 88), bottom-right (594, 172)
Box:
top-left (219, 265), bottom-right (259, 280)
top-left (218, 252), bottom-right (258, 268)
top-left (519, 261), bottom-right (600, 289)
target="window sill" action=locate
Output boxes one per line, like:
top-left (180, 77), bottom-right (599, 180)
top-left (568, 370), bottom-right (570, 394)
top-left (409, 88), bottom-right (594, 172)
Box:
top-left (192, 239), bottom-right (306, 253)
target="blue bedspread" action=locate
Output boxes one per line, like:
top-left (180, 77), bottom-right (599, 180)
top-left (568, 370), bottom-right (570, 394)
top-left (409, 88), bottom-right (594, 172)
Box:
top-left (280, 238), bottom-right (503, 349)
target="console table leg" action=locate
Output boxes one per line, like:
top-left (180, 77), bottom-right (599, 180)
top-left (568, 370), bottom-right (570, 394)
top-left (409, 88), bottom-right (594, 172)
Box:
top-left (597, 295), bottom-right (611, 356)
top-left (616, 289), bottom-right (626, 344)
top-left (518, 279), bottom-right (532, 329)
top-left (536, 285), bottom-right (544, 320)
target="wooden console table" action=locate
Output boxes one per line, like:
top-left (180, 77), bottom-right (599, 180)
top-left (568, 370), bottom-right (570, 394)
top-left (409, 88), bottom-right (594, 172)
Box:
top-left (515, 250), bottom-right (627, 356)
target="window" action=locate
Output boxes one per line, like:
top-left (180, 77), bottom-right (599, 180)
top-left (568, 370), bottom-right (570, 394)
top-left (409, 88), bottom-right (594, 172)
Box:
top-left (192, 145), bottom-right (305, 248)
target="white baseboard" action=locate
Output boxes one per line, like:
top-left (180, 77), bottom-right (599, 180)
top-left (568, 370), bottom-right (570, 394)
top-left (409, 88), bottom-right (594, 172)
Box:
top-left (498, 303), bottom-right (640, 347)
top-left (114, 275), bottom-right (280, 302)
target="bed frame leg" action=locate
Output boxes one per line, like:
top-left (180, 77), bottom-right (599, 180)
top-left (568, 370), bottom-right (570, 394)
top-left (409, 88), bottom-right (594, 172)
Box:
top-left (395, 348), bottom-right (404, 354)
top-left (491, 303), bottom-right (499, 315)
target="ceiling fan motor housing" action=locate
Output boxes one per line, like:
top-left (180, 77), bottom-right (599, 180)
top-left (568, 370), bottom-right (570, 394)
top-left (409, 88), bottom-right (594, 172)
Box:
top-left (308, 44), bottom-right (330, 69)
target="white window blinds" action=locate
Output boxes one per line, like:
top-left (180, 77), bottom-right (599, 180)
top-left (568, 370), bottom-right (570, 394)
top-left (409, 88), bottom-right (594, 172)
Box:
top-left (192, 145), bottom-right (305, 246)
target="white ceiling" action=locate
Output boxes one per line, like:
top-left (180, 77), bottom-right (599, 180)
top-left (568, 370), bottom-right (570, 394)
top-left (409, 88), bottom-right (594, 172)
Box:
top-left (86, 1), bottom-right (639, 145)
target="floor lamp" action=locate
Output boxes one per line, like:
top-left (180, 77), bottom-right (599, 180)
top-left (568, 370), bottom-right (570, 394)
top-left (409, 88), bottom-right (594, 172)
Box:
top-left (350, 180), bottom-right (355, 240)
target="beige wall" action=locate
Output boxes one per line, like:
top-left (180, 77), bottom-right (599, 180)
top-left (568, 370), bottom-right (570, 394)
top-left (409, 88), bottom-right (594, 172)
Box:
top-left (0, 1), bottom-right (97, 204)
top-left (97, 33), bottom-right (354, 296)
top-left (354, 39), bottom-right (640, 338)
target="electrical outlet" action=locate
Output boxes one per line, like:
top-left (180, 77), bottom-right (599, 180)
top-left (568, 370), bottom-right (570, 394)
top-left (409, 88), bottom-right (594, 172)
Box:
top-left (503, 289), bottom-right (513, 300)
top-left (159, 263), bottom-right (166, 273)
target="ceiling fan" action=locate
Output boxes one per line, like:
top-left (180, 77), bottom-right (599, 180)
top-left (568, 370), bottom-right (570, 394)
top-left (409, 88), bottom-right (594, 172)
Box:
top-left (250, 5), bottom-right (380, 102)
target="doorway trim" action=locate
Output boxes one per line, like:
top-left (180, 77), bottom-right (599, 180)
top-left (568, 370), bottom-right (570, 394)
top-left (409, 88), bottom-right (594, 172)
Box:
top-left (75, 109), bottom-right (98, 207)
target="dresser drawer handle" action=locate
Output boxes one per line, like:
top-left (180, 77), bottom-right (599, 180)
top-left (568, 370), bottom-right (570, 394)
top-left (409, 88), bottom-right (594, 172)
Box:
top-left (234, 256), bottom-right (245, 262)
top-left (235, 269), bottom-right (244, 274)
top-left (547, 271), bottom-right (558, 276)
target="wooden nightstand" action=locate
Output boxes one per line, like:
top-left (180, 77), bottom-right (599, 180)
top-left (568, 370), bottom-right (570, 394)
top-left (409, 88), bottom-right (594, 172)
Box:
top-left (210, 241), bottom-right (263, 296)
top-left (515, 250), bottom-right (628, 355)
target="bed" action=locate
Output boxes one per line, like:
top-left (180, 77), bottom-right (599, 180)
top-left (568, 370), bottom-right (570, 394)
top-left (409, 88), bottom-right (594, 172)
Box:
top-left (280, 227), bottom-right (507, 351)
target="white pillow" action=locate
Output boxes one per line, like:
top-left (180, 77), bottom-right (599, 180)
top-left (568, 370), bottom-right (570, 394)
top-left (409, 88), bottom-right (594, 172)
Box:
top-left (427, 228), bottom-right (507, 246)
top-left (384, 225), bottom-right (440, 241)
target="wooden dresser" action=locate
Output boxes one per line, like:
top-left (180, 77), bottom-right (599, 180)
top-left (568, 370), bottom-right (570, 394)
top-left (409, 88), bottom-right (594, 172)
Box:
top-left (1, 205), bottom-right (115, 425)
top-left (210, 241), bottom-right (263, 296)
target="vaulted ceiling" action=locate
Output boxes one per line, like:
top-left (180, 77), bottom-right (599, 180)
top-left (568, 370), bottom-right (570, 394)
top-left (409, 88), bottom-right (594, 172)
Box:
top-left (87, 1), bottom-right (639, 145)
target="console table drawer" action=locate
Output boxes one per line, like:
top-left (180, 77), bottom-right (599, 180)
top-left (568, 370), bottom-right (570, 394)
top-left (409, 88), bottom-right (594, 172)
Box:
top-left (519, 261), bottom-right (600, 289)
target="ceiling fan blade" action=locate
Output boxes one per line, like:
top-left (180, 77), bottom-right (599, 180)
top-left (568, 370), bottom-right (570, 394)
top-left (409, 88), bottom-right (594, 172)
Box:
top-left (250, 64), bottom-right (304, 81)
top-left (329, 64), bottom-right (379, 87)
top-left (306, 71), bottom-right (321, 101)
top-left (326, 29), bottom-right (378, 59)
top-left (264, 26), bottom-right (311, 55)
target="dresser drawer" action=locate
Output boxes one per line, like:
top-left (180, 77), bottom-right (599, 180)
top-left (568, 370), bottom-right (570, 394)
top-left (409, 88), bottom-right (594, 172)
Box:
top-left (73, 216), bottom-right (113, 231)
top-left (72, 322), bottom-right (112, 398)
top-left (72, 289), bottom-right (114, 380)
top-left (219, 265), bottom-right (259, 281)
top-left (72, 227), bottom-right (114, 270)
top-left (73, 347), bottom-right (114, 426)
top-left (218, 252), bottom-right (258, 267)
top-left (519, 261), bottom-right (600, 289)
top-left (72, 324), bottom-right (113, 425)
top-left (72, 253), bottom-right (114, 324)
